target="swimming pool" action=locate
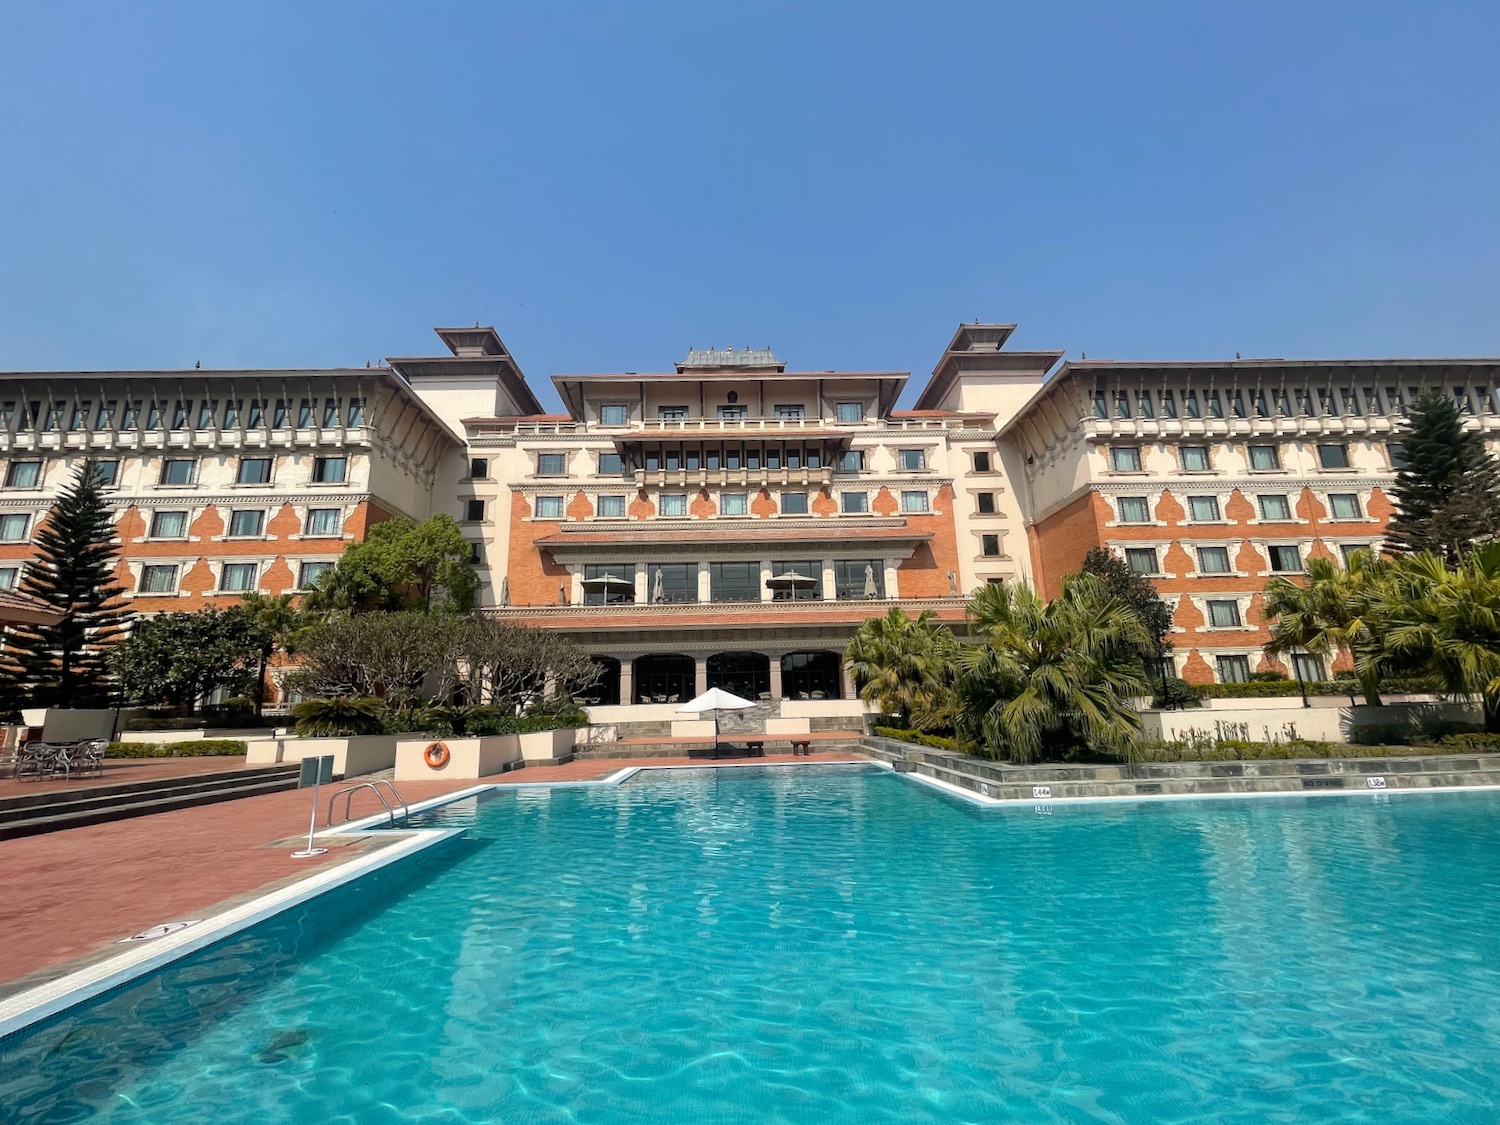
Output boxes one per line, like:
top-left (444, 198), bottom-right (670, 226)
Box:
top-left (5, 763), bottom-right (1500, 1122)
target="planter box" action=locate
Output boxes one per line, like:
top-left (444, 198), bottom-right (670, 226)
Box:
top-left (242, 733), bottom-right (398, 778)
top-left (394, 735), bottom-right (524, 781)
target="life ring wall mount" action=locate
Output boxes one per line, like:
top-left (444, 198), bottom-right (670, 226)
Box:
top-left (423, 742), bottom-right (450, 769)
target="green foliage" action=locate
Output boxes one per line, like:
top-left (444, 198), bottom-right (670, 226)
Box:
top-left (1249, 670), bottom-right (1288, 682)
top-left (3, 459), bottom-right (131, 707)
top-left (382, 705), bottom-right (586, 737)
top-left (1138, 736), bottom-right (1340, 762)
top-left (238, 592), bottom-right (305, 715)
top-left (1079, 545), bottom-right (1174, 667)
top-left (105, 739), bottom-right (248, 758)
top-left (871, 725), bottom-right (960, 752)
top-left (1386, 390), bottom-right (1500, 561)
top-left (303, 514), bottom-right (478, 614)
top-left (109, 607), bottom-right (263, 713)
top-left (1438, 732), bottom-right (1500, 752)
top-left (291, 696), bottom-right (386, 737)
top-left (844, 608), bottom-right (957, 728)
top-left (957, 575), bottom-right (1150, 763)
top-left (1263, 551), bottom-right (1393, 706)
top-left (1151, 677), bottom-right (1205, 709)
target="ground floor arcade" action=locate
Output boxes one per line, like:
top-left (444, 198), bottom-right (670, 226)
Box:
top-left (580, 649), bottom-right (853, 706)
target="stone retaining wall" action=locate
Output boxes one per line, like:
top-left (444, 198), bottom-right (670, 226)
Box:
top-left (862, 738), bottom-right (1500, 802)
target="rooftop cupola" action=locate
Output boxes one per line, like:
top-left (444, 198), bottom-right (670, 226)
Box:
top-left (676, 346), bottom-right (785, 373)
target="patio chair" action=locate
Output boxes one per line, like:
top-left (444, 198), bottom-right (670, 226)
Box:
top-left (74, 738), bottom-right (108, 779)
top-left (16, 741), bottom-right (56, 782)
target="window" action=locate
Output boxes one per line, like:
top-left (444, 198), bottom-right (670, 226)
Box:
top-left (1253, 391), bottom-right (1270, 418)
top-left (1110, 447), bottom-right (1142, 472)
top-left (298, 561), bottom-right (333, 590)
top-left (1125, 548), bottom-right (1159, 575)
top-left (1291, 653), bottom-right (1325, 683)
top-left (273, 399), bottom-right (289, 428)
top-left (721, 492), bottom-right (748, 516)
top-left (347, 399), bottom-right (364, 426)
top-left (1388, 443), bottom-right (1408, 469)
top-left (145, 401), bottom-right (162, 429)
top-left (709, 562), bottom-right (759, 602)
top-left (769, 560), bottom-right (820, 601)
top-left (465, 499), bottom-right (485, 522)
top-left (150, 511), bottom-right (188, 539)
top-left (228, 509), bottom-right (264, 538)
top-left (171, 401), bottom-right (188, 430)
top-left (68, 401), bottom-right (89, 431)
top-left (321, 398), bottom-right (339, 427)
top-left (1340, 543), bottom-right (1371, 566)
top-left (5, 461), bottom-right (40, 488)
top-left (219, 562), bottom-right (258, 593)
top-left (1248, 445), bottom-right (1280, 471)
top-left (838, 450), bottom-right (865, 472)
top-left (596, 452), bottom-right (624, 476)
top-left (977, 492), bottom-right (998, 516)
top-left (305, 508), bottom-right (343, 536)
top-left (582, 563), bottom-right (633, 605)
top-left (648, 562), bottom-right (696, 603)
top-left (197, 400), bottom-right (216, 428)
top-left (980, 534), bottom-right (1001, 557)
top-left (160, 458), bottom-right (196, 486)
top-left (780, 491), bottom-right (808, 515)
top-left (0, 513), bottom-right (28, 542)
top-left (1196, 546), bottom-right (1231, 574)
top-left (1160, 390), bottom-right (1178, 418)
top-left (1187, 495), bottom-right (1221, 522)
top-left (1259, 494), bottom-right (1293, 521)
top-left (1328, 493), bottom-right (1362, 520)
top-left (1216, 654), bottom-right (1251, 683)
top-left (0, 567), bottom-right (17, 590)
top-left (1138, 390), bottom-right (1155, 418)
top-left (91, 460), bottom-right (119, 487)
top-left (236, 458), bottom-right (271, 485)
top-left (139, 564), bottom-right (179, 594)
top-left (1116, 496), bottom-right (1150, 523)
top-left (658, 406), bottom-right (688, 421)
top-left (1207, 600), bottom-right (1243, 628)
top-left (221, 400), bottom-right (238, 427)
top-left (901, 490), bottom-right (930, 513)
top-left (1180, 445), bottom-right (1210, 472)
top-left (247, 400), bottom-right (264, 428)
top-left (1093, 392), bottom-right (1109, 419)
top-left (972, 451), bottom-right (991, 473)
top-left (1268, 545), bottom-right (1302, 573)
top-left (470, 458), bottom-right (489, 479)
top-left (1115, 391), bottom-right (1131, 419)
top-left (312, 456), bottom-right (347, 484)
top-left (1318, 444), bottom-right (1350, 470)
top-left (537, 453), bottom-right (568, 476)
top-left (599, 404), bottom-right (630, 425)
top-left (659, 493), bottom-right (688, 517)
top-left (596, 494), bottom-right (626, 518)
top-left (297, 399), bottom-right (312, 427)
top-left (717, 405), bottom-right (748, 420)
top-left (775, 404), bottom-right (805, 420)
top-left (897, 448), bottom-right (927, 471)
top-left (841, 491), bottom-right (869, 514)
top-left (1231, 391), bottom-right (1246, 419)
top-left (836, 402), bottom-right (864, 423)
top-left (835, 559), bottom-right (885, 599)
top-left (534, 495), bottom-right (565, 519)
top-left (1207, 390), bottom-right (1224, 419)
top-left (95, 401), bottom-right (115, 430)
top-left (1184, 390), bottom-right (1202, 419)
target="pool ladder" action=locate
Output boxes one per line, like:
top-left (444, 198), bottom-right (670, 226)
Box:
top-left (325, 779), bottom-right (410, 829)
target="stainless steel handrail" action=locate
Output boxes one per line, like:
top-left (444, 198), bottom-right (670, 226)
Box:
top-left (325, 780), bottom-right (410, 828)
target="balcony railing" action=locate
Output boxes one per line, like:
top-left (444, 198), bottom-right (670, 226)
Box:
top-left (0, 425), bottom-right (374, 453)
top-left (509, 415), bottom-right (965, 437)
top-left (486, 595), bottom-right (967, 621)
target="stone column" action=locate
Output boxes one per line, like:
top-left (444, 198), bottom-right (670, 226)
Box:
top-left (618, 659), bottom-right (634, 707)
top-left (768, 654), bottom-right (784, 699)
top-left (634, 563), bottom-right (648, 605)
top-left (839, 661), bottom-right (856, 701)
top-left (760, 558), bottom-right (774, 601)
top-left (821, 559), bottom-right (836, 601)
top-left (697, 562), bottom-right (711, 603)
top-left (883, 559), bottom-right (899, 599)
top-left (694, 655), bottom-right (709, 695)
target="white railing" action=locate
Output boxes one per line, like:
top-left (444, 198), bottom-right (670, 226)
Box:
top-left (509, 416), bottom-right (962, 437)
top-left (486, 595), bottom-right (966, 618)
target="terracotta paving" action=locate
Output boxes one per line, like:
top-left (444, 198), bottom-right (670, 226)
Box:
top-left (0, 751), bottom-right (865, 997)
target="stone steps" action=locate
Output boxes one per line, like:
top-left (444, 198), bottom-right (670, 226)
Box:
top-left (0, 764), bottom-right (302, 839)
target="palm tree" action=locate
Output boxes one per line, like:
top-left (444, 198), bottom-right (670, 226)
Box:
top-left (1381, 544), bottom-right (1500, 730)
top-left (844, 607), bottom-right (955, 729)
top-left (1263, 550), bottom-right (1391, 707)
top-left (238, 592), bottom-right (304, 717)
top-left (956, 575), bottom-right (1149, 763)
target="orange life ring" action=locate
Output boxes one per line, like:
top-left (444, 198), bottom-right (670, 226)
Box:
top-left (423, 742), bottom-right (450, 769)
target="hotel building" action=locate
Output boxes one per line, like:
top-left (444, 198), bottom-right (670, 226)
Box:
top-left (1, 323), bottom-right (1492, 703)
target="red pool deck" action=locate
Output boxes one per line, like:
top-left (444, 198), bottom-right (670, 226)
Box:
top-left (0, 755), bottom-right (266, 798)
top-left (0, 752), bottom-right (864, 998)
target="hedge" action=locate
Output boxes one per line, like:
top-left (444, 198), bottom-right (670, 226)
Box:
top-left (105, 739), bottom-right (249, 758)
top-left (871, 726), bottom-right (962, 752)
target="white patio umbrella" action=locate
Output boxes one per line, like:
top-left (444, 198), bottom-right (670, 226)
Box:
top-left (581, 574), bottom-right (635, 603)
top-left (765, 573), bottom-right (818, 600)
top-left (677, 687), bottom-right (757, 753)
top-left (863, 563), bottom-right (878, 598)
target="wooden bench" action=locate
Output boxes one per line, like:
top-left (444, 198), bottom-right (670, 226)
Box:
top-left (790, 739), bottom-right (812, 756)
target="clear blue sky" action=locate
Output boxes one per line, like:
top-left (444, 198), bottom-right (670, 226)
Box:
top-left (2, 2), bottom-right (1497, 410)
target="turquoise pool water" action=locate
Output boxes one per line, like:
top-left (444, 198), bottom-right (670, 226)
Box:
top-left (5, 765), bottom-right (1500, 1122)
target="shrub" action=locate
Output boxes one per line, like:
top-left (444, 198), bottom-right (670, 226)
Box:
top-left (1438, 732), bottom-right (1500, 752)
top-left (105, 739), bottom-right (247, 758)
top-left (124, 716), bottom-right (206, 732)
top-left (1152, 677), bottom-right (1204, 709)
top-left (872, 725), bottom-right (960, 752)
top-left (292, 696), bottom-right (386, 737)
top-left (1249, 670), bottom-right (1289, 683)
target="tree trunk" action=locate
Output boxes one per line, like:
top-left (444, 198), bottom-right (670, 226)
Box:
top-left (255, 651), bottom-right (268, 718)
top-left (1484, 692), bottom-right (1500, 734)
top-left (1360, 673), bottom-right (1384, 708)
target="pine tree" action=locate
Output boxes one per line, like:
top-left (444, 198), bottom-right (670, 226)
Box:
top-left (5, 459), bottom-right (131, 707)
top-left (1080, 546), bottom-right (1175, 678)
top-left (1386, 391), bottom-right (1500, 561)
